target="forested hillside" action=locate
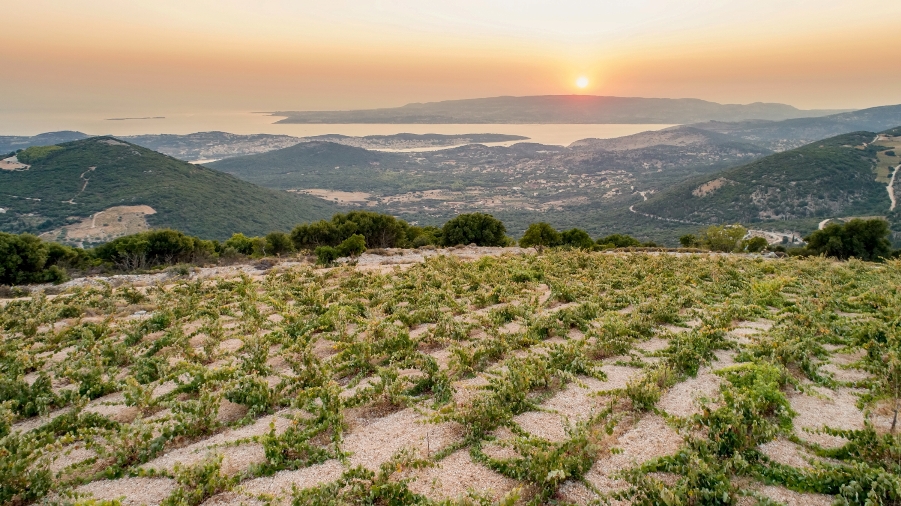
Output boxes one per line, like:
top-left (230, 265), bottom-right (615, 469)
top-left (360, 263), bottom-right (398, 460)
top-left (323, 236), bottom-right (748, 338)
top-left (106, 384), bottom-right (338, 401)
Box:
top-left (0, 137), bottom-right (338, 240)
top-left (635, 131), bottom-right (893, 224)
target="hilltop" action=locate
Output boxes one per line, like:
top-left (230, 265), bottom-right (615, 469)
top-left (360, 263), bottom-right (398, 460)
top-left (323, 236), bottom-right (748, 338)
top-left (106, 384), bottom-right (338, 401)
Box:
top-left (635, 130), bottom-right (896, 225)
top-left (273, 95), bottom-right (846, 124)
top-left (689, 103), bottom-right (901, 151)
top-left (0, 137), bottom-right (338, 244)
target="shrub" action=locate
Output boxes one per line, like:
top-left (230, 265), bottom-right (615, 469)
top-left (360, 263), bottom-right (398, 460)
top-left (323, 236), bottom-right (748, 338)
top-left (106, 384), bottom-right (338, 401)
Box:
top-left (744, 236), bottom-right (769, 253)
top-left (441, 213), bottom-right (507, 246)
top-left (92, 229), bottom-right (215, 270)
top-left (597, 233), bottom-right (641, 249)
top-left (265, 231), bottom-right (295, 256)
top-left (561, 228), bottom-right (594, 249)
top-left (314, 246), bottom-right (340, 265)
top-left (805, 218), bottom-right (892, 261)
top-left (701, 224), bottom-right (747, 252)
top-left (222, 233), bottom-right (256, 256)
top-left (679, 234), bottom-right (698, 247)
top-left (336, 234), bottom-right (366, 258)
top-left (519, 222), bottom-right (562, 252)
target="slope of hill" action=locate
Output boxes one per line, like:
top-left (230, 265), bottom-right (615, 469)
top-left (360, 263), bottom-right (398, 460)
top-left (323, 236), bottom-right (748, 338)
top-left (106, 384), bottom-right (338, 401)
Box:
top-left (0, 137), bottom-right (338, 242)
top-left (121, 132), bottom-right (304, 162)
top-left (569, 126), bottom-right (762, 151)
top-left (208, 141), bottom-right (418, 191)
top-left (635, 131), bottom-right (893, 224)
top-left (273, 95), bottom-right (846, 124)
top-left (690, 104), bottom-right (901, 151)
top-left (0, 131), bottom-right (90, 153)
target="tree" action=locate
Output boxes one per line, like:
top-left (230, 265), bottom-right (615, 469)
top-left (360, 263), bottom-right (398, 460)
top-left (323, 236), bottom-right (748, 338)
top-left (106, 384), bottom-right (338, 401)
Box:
top-left (561, 228), bottom-right (594, 249)
top-left (805, 218), bottom-right (892, 261)
top-left (0, 233), bottom-right (50, 285)
top-left (701, 224), bottom-right (747, 252)
top-left (314, 246), bottom-right (340, 265)
top-left (332, 211), bottom-right (410, 248)
top-left (337, 234), bottom-right (366, 257)
top-left (520, 223), bottom-right (562, 252)
top-left (596, 234), bottom-right (641, 249)
top-left (265, 232), bottom-right (295, 256)
top-left (291, 220), bottom-right (340, 250)
top-left (441, 213), bottom-right (507, 247)
top-left (223, 233), bottom-right (256, 256)
top-left (679, 234), bottom-right (698, 248)
top-left (744, 237), bottom-right (769, 253)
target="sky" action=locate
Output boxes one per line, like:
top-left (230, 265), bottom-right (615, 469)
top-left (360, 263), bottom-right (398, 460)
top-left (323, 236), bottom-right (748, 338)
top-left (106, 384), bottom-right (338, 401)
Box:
top-left (2, 0), bottom-right (901, 117)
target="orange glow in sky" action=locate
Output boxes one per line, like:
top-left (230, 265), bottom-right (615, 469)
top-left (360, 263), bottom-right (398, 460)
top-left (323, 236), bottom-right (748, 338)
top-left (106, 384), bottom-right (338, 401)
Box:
top-left (1, 0), bottom-right (900, 116)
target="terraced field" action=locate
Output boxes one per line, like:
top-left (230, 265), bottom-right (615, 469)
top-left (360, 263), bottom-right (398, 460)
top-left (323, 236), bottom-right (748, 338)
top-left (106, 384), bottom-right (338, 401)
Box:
top-left (2, 252), bottom-right (900, 505)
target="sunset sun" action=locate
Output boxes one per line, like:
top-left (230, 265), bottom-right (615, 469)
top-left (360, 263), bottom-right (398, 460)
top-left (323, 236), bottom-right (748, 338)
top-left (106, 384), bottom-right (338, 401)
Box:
top-left (576, 76), bottom-right (589, 89)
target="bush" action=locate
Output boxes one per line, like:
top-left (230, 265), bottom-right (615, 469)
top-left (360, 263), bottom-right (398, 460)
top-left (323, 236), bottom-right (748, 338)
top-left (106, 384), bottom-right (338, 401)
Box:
top-left (290, 220), bottom-right (340, 250)
top-left (441, 213), bottom-right (507, 246)
top-left (744, 236), bottom-right (769, 253)
top-left (315, 246), bottom-right (340, 265)
top-left (886, 150), bottom-right (896, 156)
top-left (265, 232), bottom-right (295, 256)
top-left (222, 233), bottom-right (255, 256)
top-left (596, 233), bottom-right (641, 249)
top-left (407, 225), bottom-right (441, 247)
top-left (805, 218), bottom-right (893, 261)
top-left (701, 224), bottom-right (747, 252)
top-left (679, 234), bottom-right (698, 247)
top-left (0, 232), bottom-right (78, 285)
top-left (92, 229), bottom-right (216, 270)
top-left (336, 234), bottom-right (366, 257)
top-left (561, 228), bottom-right (594, 249)
top-left (519, 222), bottom-right (562, 252)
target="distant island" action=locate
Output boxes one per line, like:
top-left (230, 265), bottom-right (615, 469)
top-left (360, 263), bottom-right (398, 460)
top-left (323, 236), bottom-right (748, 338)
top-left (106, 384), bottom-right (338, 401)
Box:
top-left (106, 116), bottom-right (165, 121)
top-left (272, 95), bottom-right (850, 124)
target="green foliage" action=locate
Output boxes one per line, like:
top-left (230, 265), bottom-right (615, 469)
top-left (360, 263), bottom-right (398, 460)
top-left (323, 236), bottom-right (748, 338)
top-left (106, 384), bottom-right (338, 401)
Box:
top-left (561, 228), bottom-right (594, 249)
top-left (92, 229), bottom-right (216, 270)
top-left (744, 236), bottom-right (769, 253)
top-left (441, 213), bottom-right (508, 246)
top-left (161, 456), bottom-right (236, 506)
top-left (805, 218), bottom-right (893, 261)
top-left (702, 363), bottom-right (794, 456)
top-left (519, 222), bottom-right (562, 252)
top-left (292, 211), bottom-right (409, 250)
top-left (702, 224), bottom-right (747, 252)
top-left (314, 246), bottom-right (340, 265)
top-left (264, 231), bottom-right (295, 256)
top-left (290, 452), bottom-right (427, 505)
top-left (597, 233), bottom-right (641, 249)
top-left (15, 145), bottom-right (63, 164)
top-left (679, 234), bottom-right (698, 247)
top-left (0, 137), bottom-right (337, 239)
top-left (337, 234), bottom-right (366, 257)
top-left (222, 233), bottom-right (256, 256)
top-left (0, 232), bottom-right (75, 285)
top-left (638, 131), bottom-right (892, 224)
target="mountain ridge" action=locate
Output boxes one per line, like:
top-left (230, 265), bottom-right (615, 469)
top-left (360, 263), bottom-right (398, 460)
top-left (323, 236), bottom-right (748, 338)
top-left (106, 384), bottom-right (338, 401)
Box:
top-left (273, 95), bottom-right (849, 124)
top-left (0, 137), bottom-right (339, 243)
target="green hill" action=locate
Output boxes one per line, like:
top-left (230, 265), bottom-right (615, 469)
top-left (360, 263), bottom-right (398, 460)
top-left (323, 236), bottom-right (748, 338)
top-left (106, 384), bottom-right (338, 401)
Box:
top-left (208, 141), bottom-right (418, 191)
top-left (635, 131), bottom-right (894, 225)
top-left (0, 137), bottom-right (339, 241)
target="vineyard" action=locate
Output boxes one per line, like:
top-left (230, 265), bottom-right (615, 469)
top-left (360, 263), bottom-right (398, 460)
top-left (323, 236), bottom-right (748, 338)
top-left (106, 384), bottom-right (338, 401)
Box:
top-left (1, 251), bottom-right (900, 505)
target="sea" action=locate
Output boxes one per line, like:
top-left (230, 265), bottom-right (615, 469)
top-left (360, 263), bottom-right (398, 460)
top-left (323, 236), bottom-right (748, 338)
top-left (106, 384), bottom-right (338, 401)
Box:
top-left (0, 111), bottom-right (675, 148)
